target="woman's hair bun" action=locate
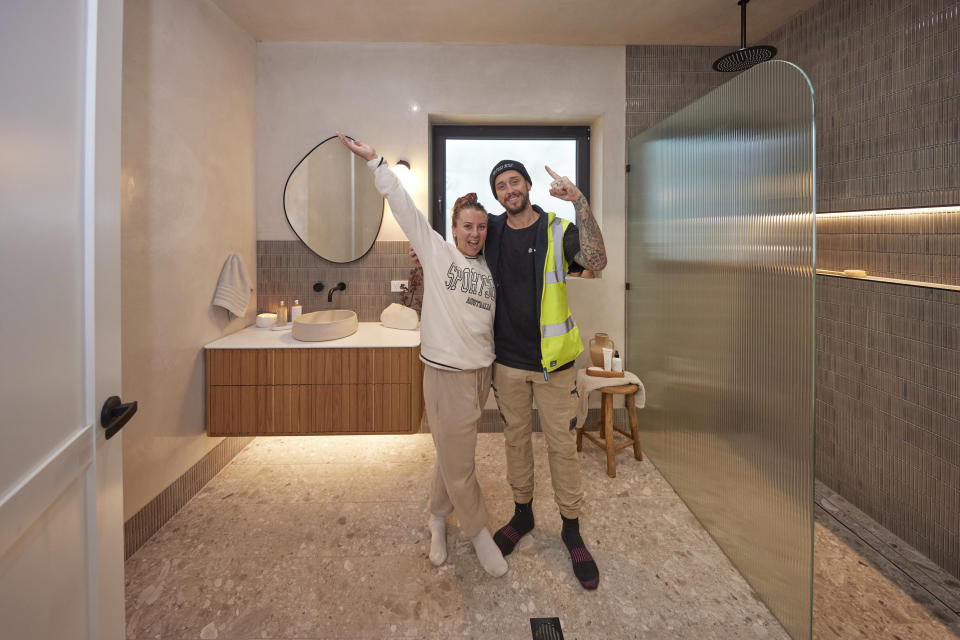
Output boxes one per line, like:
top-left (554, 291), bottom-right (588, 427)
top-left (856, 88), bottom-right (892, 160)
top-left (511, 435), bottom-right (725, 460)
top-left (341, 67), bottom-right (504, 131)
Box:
top-left (451, 192), bottom-right (487, 225)
top-left (453, 192), bottom-right (479, 211)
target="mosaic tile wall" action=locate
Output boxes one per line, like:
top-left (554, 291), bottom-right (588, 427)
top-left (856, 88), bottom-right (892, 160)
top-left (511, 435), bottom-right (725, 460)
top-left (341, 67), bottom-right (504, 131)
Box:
top-left (257, 240), bottom-right (417, 321)
top-left (625, 44), bottom-right (731, 140)
top-left (765, 0), bottom-right (960, 213)
top-left (774, 0), bottom-right (960, 580)
top-left (817, 276), bottom-right (960, 577)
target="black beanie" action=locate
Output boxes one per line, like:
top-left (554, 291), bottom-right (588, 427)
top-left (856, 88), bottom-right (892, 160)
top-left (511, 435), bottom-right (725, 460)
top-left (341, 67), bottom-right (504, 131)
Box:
top-left (489, 160), bottom-right (532, 197)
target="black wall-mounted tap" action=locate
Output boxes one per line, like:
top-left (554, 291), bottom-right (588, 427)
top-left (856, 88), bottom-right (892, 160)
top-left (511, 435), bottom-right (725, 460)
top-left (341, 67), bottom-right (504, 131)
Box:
top-left (328, 281), bottom-right (346, 303)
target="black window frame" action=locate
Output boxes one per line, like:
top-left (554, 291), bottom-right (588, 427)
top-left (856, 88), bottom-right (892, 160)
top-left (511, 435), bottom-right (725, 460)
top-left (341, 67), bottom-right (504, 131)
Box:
top-left (430, 124), bottom-right (591, 236)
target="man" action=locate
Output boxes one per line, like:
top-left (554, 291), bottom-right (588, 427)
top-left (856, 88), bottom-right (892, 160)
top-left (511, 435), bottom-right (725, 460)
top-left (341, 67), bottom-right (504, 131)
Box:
top-left (484, 159), bottom-right (606, 590)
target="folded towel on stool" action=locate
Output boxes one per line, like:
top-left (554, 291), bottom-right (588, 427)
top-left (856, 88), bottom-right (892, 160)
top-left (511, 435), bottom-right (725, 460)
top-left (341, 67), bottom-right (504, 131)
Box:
top-left (575, 368), bottom-right (645, 430)
top-left (212, 253), bottom-right (252, 317)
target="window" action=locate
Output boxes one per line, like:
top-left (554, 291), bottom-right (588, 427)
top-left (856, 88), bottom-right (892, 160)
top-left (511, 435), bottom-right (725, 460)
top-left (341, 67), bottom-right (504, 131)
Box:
top-left (431, 125), bottom-right (590, 240)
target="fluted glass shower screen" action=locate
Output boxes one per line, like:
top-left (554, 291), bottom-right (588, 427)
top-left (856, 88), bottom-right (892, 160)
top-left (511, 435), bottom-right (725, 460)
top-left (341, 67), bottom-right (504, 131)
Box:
top-left (626, 61), bottom-right (815, 639)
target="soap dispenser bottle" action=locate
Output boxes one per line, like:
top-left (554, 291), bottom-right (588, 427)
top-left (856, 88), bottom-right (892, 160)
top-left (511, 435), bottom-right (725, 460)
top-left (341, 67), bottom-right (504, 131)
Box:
top-left (291, 299), bottom-right (302, 322)
top-left (273, 300), bottom-right (288, 329)
top-left (611, 350), bottom-right (623, 373)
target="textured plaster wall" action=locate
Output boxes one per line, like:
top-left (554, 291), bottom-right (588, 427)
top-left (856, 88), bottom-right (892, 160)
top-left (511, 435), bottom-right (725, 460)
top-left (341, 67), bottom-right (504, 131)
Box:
top-left (121, 0), bottom-right (257, 518)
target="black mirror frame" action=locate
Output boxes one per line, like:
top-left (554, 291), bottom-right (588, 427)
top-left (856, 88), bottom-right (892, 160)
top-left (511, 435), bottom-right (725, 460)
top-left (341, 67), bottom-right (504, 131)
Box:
top-left (282, 134), bottom-right (385, 264)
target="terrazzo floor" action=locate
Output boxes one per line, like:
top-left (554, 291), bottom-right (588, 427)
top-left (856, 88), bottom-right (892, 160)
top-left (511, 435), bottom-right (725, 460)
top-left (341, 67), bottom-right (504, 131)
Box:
top-left (125, 434), bottom-right (958, 639)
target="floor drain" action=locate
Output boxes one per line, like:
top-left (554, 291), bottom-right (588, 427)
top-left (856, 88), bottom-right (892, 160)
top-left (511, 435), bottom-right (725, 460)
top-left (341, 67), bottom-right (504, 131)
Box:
top-left (530, 617), bottom-right (565, 639)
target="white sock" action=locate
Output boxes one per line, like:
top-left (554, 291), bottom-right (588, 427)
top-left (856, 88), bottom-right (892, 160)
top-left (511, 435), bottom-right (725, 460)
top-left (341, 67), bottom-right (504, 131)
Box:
top-left (471, 527), bottom-right (508, 577)
top-left (428, 515), bottom-right (447, 566)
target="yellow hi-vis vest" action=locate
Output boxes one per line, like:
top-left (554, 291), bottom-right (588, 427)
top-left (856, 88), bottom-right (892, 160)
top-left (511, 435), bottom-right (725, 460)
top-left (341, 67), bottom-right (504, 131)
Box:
top-left (541, 212), bottom-right (584, 373)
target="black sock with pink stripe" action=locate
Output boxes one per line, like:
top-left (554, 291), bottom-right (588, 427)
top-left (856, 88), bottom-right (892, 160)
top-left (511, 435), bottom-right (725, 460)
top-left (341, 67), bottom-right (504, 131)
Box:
top-left (561, 515), bottom-right (599, 590)
top-left (493, 500), bottom-right (534, 556)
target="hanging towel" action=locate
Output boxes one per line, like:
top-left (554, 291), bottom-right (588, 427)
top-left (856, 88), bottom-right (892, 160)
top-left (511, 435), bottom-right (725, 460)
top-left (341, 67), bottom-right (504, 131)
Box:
top-left (212, 253), bottom-right (252, 317)
top-left (575, 368), bottom-right (645, 430)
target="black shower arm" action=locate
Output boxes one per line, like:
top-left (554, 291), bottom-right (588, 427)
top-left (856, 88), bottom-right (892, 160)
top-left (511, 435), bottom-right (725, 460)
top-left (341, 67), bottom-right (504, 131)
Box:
top-left (739, 0), bottom-right (749, 49)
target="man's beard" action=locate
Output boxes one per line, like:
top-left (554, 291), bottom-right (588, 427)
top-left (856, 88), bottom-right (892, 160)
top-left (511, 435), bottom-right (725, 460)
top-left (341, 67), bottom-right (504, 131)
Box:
top-left (502, 192), bottom-right (530, 215)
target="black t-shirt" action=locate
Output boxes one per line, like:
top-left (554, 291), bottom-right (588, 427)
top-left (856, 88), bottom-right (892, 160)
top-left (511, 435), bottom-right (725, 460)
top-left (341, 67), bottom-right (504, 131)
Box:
top-left (494, 217), bottom-right (582, 371)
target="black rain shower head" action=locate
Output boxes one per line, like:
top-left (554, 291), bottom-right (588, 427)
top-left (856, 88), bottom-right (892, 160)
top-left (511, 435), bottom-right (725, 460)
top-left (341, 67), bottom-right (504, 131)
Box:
top-left (712, 0), bottom-right (777, 72)
top-left (713, 45), bottom-right (777, 72)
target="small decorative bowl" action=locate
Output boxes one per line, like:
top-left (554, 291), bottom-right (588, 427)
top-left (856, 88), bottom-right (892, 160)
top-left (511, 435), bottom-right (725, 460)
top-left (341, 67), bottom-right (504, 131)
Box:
top-left (256, 312), bottom-right (277, 328)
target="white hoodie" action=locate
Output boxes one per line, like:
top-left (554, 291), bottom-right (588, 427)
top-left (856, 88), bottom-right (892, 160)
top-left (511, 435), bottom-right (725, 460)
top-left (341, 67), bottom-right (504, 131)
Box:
top-left (368, 157), bottom-right (495, 371)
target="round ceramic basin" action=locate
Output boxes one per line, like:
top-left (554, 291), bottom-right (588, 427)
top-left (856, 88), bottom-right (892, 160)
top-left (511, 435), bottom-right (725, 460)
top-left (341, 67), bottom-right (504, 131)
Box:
top-left (292, 309), bottom-right (358, 342)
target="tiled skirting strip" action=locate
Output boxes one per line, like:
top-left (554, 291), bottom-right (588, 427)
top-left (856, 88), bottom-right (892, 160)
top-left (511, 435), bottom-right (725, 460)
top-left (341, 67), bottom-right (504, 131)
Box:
top-left (421, 408), bottom-right (627, 434)
top-left (124, 436), bottom-right (254, 559)
top-left (815, 480), bottom-right (960, 623)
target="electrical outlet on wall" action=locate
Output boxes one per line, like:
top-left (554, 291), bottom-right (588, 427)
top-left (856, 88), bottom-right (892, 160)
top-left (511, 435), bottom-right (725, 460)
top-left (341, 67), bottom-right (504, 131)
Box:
top-left (391, 280), bottom-right (408, 293)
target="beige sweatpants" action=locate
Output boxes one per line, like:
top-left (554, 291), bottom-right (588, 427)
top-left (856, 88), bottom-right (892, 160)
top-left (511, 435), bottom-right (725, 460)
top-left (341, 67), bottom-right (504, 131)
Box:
top-left (424, 365), bottom-right (492, 539)
top-left (492, 364), bottom-right (583, 519)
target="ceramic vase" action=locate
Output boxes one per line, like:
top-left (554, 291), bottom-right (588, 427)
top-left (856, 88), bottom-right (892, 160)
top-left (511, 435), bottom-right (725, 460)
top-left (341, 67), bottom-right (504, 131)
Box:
top-left (588, 332), bottom-right (614, 368)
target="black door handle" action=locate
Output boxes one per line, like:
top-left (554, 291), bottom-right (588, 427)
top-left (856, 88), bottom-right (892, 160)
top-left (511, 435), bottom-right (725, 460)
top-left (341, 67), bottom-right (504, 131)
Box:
top-left (101, 396), bottom-right (138, 439)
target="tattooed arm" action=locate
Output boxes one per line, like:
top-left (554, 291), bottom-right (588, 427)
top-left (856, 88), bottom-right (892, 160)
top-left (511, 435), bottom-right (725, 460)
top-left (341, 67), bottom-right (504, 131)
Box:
top-left (546, 166), bottom-right (607, 271)
top-left (571, 192), bottom-right (606, 270)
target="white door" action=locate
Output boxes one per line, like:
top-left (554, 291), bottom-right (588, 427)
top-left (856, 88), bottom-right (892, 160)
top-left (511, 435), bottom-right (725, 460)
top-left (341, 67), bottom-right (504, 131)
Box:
top-left (0, 1), bottom-right (126, 638)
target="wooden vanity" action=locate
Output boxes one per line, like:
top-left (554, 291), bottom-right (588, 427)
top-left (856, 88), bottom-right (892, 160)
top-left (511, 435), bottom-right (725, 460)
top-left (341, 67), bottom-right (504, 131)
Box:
top-left (204, 323), bottom-right (423, 436)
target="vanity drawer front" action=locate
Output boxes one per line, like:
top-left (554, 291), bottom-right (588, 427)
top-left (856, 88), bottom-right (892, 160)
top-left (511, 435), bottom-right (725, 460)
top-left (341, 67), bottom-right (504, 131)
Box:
top-left (206, 348), bottom-right (417, 386)
top-left (275, 384), bottom-right (413, 434)
top-left (206, 385), bottom-right (274, 436)
top-left (205, 346), bottom-right (424, 436)
top-left (207, 383), bottom-right (416, 436)
top-left (273, 348), bottom-right (415, 385)
top-left (206, 349), bottom-right (274, 386)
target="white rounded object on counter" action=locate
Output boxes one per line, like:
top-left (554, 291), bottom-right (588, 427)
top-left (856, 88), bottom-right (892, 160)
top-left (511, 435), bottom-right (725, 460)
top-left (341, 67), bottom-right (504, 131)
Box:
top-left (256, 312), bottom-right (277, 328)
top-left (380, 303), bottom-right (419, 330)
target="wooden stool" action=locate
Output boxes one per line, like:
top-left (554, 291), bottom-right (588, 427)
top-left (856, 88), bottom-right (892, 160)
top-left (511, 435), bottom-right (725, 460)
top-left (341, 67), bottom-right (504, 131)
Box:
top-left (576, 383), bottom-right (642, 478)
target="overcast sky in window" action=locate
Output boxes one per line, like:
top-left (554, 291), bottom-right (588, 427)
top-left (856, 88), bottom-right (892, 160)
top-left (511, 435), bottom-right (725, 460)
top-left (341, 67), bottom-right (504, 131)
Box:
top-left (444, 139), bottom-right (578, 240)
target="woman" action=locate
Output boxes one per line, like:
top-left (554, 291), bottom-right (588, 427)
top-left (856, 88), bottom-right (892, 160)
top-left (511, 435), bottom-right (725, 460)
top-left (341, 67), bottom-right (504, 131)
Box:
top-left (338, 133), bottom-right (507, 577)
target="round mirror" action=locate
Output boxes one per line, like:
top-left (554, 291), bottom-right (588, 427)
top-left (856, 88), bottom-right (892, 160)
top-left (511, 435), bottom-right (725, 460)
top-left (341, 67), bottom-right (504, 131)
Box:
top-left (283, 135), bottom-right (384, 263)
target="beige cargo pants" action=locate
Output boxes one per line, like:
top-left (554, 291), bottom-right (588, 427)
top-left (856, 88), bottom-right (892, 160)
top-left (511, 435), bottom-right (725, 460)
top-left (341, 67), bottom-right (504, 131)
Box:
top-left (492, 364), bottom-right (583, 519)
top-left (423, 365), bottom-right (492, 539)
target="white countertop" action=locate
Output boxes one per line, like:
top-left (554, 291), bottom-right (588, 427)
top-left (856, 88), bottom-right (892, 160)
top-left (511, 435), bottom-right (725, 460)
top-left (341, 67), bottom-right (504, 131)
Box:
top-left (204, 322), bottom-right (420, 349)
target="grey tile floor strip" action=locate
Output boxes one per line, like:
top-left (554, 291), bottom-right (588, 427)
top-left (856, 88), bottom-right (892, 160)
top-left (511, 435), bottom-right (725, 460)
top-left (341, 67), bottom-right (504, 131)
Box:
top-left (816, 480), bottom-right (960, 622)
top-left (820, 496), bottom-right (960, 614)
